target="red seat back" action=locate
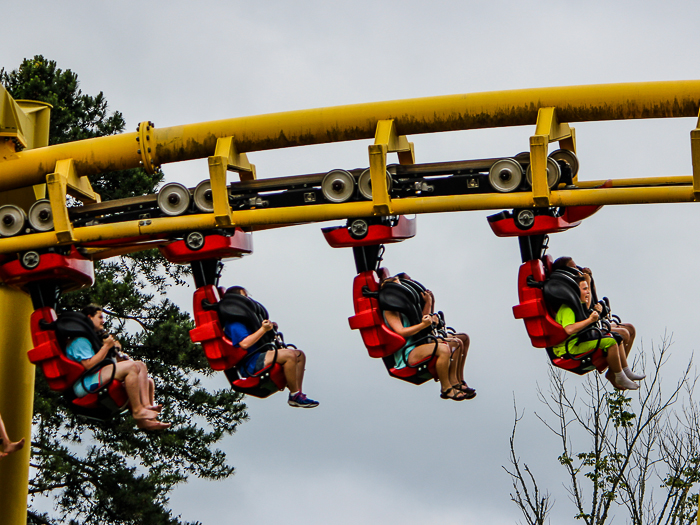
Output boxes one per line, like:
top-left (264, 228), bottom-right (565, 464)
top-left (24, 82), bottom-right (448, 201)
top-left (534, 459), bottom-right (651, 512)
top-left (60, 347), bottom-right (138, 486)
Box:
top-left (190, 285), bottom-right (247, 370)
top-left (512, 259), bottom-right (567, 348)
top-left (28, 307), bottom-right (85, 392)
top-left (348, 271), bottom-right (406, 358)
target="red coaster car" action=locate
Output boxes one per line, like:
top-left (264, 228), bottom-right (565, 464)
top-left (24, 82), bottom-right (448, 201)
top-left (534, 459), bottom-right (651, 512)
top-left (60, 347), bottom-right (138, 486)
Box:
top-left (0, 247), bottom-right (94, 294)
top-left (348, 269), bottom-right (438, 385)
top-left (160, 229), bottom-right (253, 263)
top-left (488, 205), bottom-right (602, 238)
top-left (323, 216), bottom-right (416, 248)
top-left (512, 256), bottom-right (608, 375)
top-left (190, 285), bottom-right (286, 398)
top-left (28, 307), bottom-right (129, 420)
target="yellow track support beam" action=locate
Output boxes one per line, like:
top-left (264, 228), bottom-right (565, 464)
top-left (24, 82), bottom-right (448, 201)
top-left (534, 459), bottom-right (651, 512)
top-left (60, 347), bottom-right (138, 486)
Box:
top-left (0, 288), bottom-right (35, 525)
top-left (530, 107), bottom-right (574, 206)
top-left (208, 137), bottom-right (256, 226)
top-left (2, 80), bottom-right (700, 191)
top-left (370, 120), bottom-right (414, 214)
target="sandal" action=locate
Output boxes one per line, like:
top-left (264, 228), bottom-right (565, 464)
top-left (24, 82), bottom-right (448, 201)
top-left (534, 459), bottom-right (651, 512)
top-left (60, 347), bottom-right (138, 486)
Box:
top-left (440, 387), bottom-right (468, 401)
top-left (453, 382), bottom-right (477, 399)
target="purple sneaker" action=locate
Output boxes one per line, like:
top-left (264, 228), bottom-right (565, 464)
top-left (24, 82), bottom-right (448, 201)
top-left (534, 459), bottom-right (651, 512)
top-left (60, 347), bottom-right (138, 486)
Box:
top-left (288, 392), bottom-right (319, 408)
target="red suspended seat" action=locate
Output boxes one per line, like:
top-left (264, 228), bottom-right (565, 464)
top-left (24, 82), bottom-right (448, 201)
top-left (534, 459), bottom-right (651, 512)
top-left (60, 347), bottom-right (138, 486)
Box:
top-left (348, 269), bottom-right (438, 385)
top-left (28, 307), bottom-right (129, 420)
top-left (189, 285), bottom-right (286, 398)
top-left (512, 256), bottom-right (607, 375)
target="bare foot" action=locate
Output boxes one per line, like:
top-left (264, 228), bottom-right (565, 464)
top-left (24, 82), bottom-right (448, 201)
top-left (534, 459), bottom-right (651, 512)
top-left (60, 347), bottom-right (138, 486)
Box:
top-left (0, 437), bottom-right (25, 459)
top-left (136, 419), bottom-right (171, 431)
top-left (132, 408), bottom-right (160, 420)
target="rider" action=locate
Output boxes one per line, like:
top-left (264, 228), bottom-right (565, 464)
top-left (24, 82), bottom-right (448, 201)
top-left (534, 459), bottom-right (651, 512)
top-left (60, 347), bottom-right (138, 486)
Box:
top-left (223, 287), bottom-right (319, 408)
top-left (65, 304), bottom-right (170, 431)
top-left (381, 276), bottom-right (472, 401)
top-left (552, 257), bottom-right (639, 367)
top-left (0, 411), bottom-right (24, 460)
top-left (396, 273), bottom-right (475, 397)
top-left (553, 274), bottom-right (644, 390)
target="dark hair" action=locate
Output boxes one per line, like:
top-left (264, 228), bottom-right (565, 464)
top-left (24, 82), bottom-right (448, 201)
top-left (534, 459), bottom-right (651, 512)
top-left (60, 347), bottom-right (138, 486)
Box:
top-left (82, 304), bottom-right (103, 317)
top-left (226, 286), bottom-right (248, 296)
top-left (395, 272), bottom-right (411, 280)
top-left (551, 256), bottom-right (574, 272)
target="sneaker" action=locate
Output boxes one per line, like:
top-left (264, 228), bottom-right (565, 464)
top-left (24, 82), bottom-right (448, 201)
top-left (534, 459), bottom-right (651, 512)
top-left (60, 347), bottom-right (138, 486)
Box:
top-left (288, 392), bottom-right (319, 408)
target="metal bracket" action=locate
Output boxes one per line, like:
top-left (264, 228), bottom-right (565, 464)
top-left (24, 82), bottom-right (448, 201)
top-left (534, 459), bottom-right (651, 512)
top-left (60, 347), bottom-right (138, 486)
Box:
top-left (369, 119), bottom-right (415, 215)
top-left (46, 159), bottom-right (75, 243)
top-left (691, 110), bottom-right (700, 197)
top-left (374, 119), bottom-right (415, 165)
top-left (530, 108), bottom-right (574, 206)
top-left (136, 121), bottom-right (158, 174)
top-left (214, 136), bottom-right (256, 181)
top-left (207, 136), bottom-right (257, 226)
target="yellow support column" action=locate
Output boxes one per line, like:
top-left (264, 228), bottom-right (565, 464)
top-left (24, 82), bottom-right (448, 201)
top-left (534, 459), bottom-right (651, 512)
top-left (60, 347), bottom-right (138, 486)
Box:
top-left (0, 288), bottom-right (35, 525)
top-left (208, 137), bottom-right (256, 226)
top-left (369, 119), bottom-right (415, 215)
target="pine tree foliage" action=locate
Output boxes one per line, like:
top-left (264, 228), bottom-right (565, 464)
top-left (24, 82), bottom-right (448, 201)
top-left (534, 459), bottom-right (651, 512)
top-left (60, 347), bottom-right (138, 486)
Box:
top-left (2, 56), bottom-right (248, 524)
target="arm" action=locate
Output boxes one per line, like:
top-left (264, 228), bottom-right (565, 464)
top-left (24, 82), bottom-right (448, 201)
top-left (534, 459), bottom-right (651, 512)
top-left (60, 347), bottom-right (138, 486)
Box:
top-left (80, 335), bottom-right (116, 370)
top-left (421, 291), bottom-right (433, 316)
top-left (385, 311), bottom-right (432, 338)
top-left (562, 311), bottom-right (599, 336)
top-left (237, 320), bottom-right (273, 350)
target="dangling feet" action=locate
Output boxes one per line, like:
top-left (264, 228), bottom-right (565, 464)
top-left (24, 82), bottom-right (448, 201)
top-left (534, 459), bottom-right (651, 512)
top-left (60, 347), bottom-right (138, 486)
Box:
top-left (623, 367), bottom-right (646, 381)
top-left (607, 370), bottom-right (640, 390)
top-left (453, 382), bottom-right (477, 399)
top-left (440, 387), bottom-right (468, 401)
top-left (0, 437), bottom-right (25, 459)
top-left (133, 408), bottom-right (170, 431)
top-left (288, 392), bottom-right (319, 408)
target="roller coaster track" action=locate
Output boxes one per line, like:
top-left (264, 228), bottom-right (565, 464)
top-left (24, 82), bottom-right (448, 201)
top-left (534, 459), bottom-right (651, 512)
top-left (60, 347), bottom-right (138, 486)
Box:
top-left (1, 80), bottom-right (700, 259)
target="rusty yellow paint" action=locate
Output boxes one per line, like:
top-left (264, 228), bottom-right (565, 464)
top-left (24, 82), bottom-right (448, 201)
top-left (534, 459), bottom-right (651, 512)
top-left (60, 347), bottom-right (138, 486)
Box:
top-left (0, 85), bottom-right (51, 151)
top-left (2, 80), bottom-right (700, 191)
top-left (208, 155), bottom-right (233, 226)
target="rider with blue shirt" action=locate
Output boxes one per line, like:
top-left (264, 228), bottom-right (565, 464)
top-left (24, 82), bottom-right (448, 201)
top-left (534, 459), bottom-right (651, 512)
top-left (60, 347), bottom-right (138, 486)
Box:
top-left (65, 305), bottom-right (170, 431)
top-left (223, 287), bottom-right (319, 408)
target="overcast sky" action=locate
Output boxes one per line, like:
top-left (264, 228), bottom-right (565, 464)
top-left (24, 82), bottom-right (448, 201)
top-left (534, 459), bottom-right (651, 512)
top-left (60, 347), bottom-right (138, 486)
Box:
top-left (4, 1), bottom-right (700, 523)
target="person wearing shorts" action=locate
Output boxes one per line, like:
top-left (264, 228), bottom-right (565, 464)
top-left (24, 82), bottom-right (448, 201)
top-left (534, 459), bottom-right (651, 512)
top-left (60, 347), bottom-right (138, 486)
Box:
top-left (224, 287), bottom-right (319, 408)
top-left (65, 305), bottom-right (170, 431)
top-left (554, 277), bottom-right (644, 390)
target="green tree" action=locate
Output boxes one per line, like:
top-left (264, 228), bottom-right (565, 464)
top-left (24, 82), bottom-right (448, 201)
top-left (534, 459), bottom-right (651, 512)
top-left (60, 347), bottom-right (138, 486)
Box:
top-left (2, 56), bottom-right (247, 525)
top-left (505, 338), bottom-right (700, 525)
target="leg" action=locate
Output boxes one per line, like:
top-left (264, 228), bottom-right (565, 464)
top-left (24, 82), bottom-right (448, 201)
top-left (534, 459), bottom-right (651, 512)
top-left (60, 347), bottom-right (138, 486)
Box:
top-left (0, 412), bottom-right (24, 459)
top-left (408, 342), bottom-right (464, 399)
top-left (453, 333), bottom-right (470, 385)
top-left (110, 361), bottom-right (169, 430)
top-left (132, 360), bottom-right (160, 411)
top-left (264, 348), bottom-right (302, 393)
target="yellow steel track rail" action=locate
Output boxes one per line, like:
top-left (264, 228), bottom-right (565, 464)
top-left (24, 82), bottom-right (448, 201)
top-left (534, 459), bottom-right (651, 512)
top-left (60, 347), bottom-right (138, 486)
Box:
top-left (0, 180), bottom-right (695, 256)
top-left (2, 80), bottom-right (699, 191)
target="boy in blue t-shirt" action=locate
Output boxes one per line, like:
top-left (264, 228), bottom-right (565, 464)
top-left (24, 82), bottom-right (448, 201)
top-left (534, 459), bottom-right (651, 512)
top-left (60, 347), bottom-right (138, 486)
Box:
top-left (223, 287), bottom-right (319, 408)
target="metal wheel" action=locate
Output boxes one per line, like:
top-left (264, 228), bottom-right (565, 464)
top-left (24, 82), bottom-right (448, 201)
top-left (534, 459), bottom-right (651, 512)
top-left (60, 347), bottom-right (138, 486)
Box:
top-left (525, 157), bottom-right (561, 189)
top-left (28, 200), bottom-right (54, 232)
top-left (514, 209), bottom-right (535, 230)
top-left (321, 170), bottom-right (355, 203)
top-left (549, 149), bottom-right (579, 178)
top-left (157, 182), bottom-right (191, 216)
top-left (348, 219), bottom-right (369, 239)
top-left (488, 158), bottom-right (523, 193)
top-left (0, 205), bottom-right (27, 237)
top-left (193, 180), bottom-right (214, 213)
top-left (358, 169), bottom-right (393, 200)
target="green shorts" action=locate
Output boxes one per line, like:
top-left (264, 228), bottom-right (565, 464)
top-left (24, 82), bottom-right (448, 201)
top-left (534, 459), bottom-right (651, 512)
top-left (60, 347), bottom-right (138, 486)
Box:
top-left (561, 336), bottom-right (617, 357)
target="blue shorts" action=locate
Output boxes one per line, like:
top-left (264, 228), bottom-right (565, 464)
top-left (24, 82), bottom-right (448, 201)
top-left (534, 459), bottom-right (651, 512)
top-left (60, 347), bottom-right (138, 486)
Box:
top-left (73, 370), bottom-right (101, 397)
